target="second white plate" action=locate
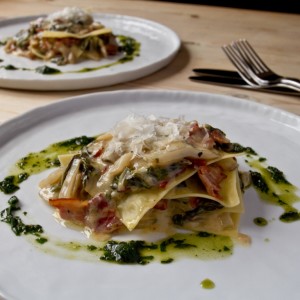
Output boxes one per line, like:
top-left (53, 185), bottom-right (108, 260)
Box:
top-left (0, 14), bottom-right (180, 90)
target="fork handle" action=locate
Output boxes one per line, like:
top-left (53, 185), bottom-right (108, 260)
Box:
top-left (280, 77), bottom-right (300, 92)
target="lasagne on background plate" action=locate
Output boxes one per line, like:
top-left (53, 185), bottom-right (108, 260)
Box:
top-left (4, 7), bottom-right (119, 65)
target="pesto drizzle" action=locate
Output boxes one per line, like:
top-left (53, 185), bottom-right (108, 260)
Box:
top-left (100, 240), bottom-right (156, 265)
top-left (99, 232), bottom-right (232, 265)
top-left (0, 135), bottom-right (94, 194)
top-left (253, 217), bottom-right (268, 227)
top-left (0, 195), bottom-right (47, 243)
top-left (246, 153), bottom-right (300, 223)
top-left (200, 278), bottom-right (215, 289)
top-left (54, 232), bottom-right (233, 265)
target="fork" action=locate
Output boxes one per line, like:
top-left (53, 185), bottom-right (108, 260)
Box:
top-left (222, 39), bottom-right (300, 92)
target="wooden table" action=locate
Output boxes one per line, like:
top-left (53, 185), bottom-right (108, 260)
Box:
top-left (0, 0), bottom-right (299, 123)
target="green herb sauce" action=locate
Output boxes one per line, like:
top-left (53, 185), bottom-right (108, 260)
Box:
top-left (53, 232), bottom-right (233, 265)
top-left (100, 240), bottom-right (156, 265)
top-left (246, 156), bottom-right (300, 223)
top-left (253, 217), bottom-right (268, 226)
top-left (0, 35), bottom-right (140, 75)
top-left (161, 258), bottom-right (174, 264)
top-left (0, 135), bottom-right (94, 194)
top-left (36, 237), bottom-right (48, 244)
top-left (35, 65), bottom-right (61, 75)
top-left (0, 196), bottom-right (46, 242)
top-left (220, 143), bottom-right (257, 155)
top-left (200, 278), bottom-right (215, 289)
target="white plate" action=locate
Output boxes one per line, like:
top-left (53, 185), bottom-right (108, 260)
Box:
top-left (0, 90), bottom-right (299, 300)
top-left (0, 14), bottom-right (180, 90)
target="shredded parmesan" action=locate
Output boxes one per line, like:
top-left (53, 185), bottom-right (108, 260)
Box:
top-left (45, 7), bottom-right (92, 25)
top-left (101, 114), bottom-right (193, 161)
top-left (32, 7), bottom-right (94, 32)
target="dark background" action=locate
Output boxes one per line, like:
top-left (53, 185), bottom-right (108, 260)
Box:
top-left (161, 1), bottom-right (300, 14)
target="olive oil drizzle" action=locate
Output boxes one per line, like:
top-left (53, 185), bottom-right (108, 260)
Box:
top-left (0, 35), bottom-right (140, 75)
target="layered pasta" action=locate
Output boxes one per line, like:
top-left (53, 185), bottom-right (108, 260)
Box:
top-left (39, 115), bottom-right (247, 239)
top-left (4, 7), bottom-right (119, 65)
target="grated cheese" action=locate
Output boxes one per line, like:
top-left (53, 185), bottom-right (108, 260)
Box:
top-left (32, 7), bottom-right (94, 31)
top-left (101, 114), bottom-right (193, 161)
top-left (46, 7), bottom-right (92, 24)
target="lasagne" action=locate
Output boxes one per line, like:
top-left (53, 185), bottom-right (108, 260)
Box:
top-left (4, 7), bottom-right (119, 65)
top-left (39, 115), bottom-right (247, 239)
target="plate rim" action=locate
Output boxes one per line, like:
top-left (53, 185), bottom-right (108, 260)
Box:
top-left (0, 89), bottom-right (299, 144)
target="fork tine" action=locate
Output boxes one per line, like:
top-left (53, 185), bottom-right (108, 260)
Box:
top-left (243, 40), bottom-right (269, 71)
top-left (222, 45), bottom-right (256, 86)
top-left (232, 40), bottom-right (261, 73)
top-left (236, 40), bottom-right (269, 73)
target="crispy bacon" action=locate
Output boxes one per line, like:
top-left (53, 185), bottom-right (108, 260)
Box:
top-left (198, 164), bottom-right (227, 199)
top-left (49, 198), bottom-right (88, 224)
top-left (106, 44), bottom-right (118, 55)
top-left (85, 194), bottom-right (123, 233)
top-left (189, 197), bottom-right (201, 209)
top-left (188, 158), bottom-right (207, 168)
top-left (93, 147), bottom-right (103, 158)
top-left (188, 123), bottom-right (214, 149)
top-left (188, 122), bottom-right (230, 149)
top-left (209, 128), bottom-right (230, 144)
top-left (154, 199), bottom-right (168, 210)
top-left (158, 180), bottom-right (169, 189)
top-left (49, 194), bottom-right (122, 233)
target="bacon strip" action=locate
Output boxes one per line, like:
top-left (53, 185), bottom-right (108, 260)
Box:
top-left (198, 164), bottom-right (227, 199)
top-left (49, 198), bottom-right (88, 225)
top-left (85, 194), bottom-right (123, 233)
top-left (188, 122), bottom-right (230, 149)
top-left (49, 194), bottom-right (123, 233)
top-left (209, 128), bottom-right (230, 144)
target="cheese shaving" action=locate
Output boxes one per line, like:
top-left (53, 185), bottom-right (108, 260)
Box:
top-left (101, 114), bottom-right (193, 162)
